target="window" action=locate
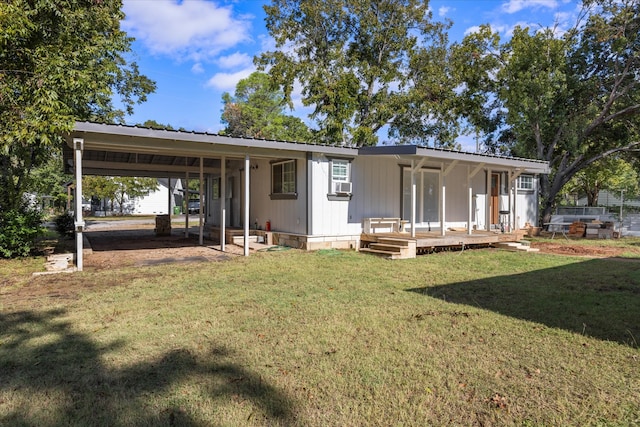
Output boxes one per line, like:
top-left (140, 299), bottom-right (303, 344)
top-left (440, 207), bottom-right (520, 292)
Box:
top-left (518, 175), bottom-right (534, 191)
top-left (271, 160), bottom-right (297, 199)
top-left (328, 158), bottom-right (353, 199)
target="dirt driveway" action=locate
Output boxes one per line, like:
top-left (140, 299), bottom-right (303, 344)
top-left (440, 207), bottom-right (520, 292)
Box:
top-left (82, 218), bottom-right (241, 270)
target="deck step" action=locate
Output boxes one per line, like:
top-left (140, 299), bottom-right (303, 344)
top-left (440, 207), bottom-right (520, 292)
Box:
top-left (369, 243), bottom-right (402, 253)
top-left (376, 237), bottom-right (411, 247)
top-left (360, 247), bottom-right (408, 260)
top-left (495, 242), bottom-right (539, 252)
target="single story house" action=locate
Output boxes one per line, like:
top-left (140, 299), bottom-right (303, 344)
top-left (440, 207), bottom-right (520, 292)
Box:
top-left (64, 122), bottom-right (549, 269)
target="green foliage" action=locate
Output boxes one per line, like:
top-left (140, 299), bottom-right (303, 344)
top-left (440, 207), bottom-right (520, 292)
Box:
top-left (0, 208), bottom-right (43, 258)
top-left (54, 212), bottom-right (75, 237)
top-left (83, 176), bottom-right (159, 213)
top-left (257, 0), bottom-right (456, 146)
top-left (0, 0), bottom-right (155, 211)
top-left (565, 157), bottom-right (640, 206)
top-left (452, 0), bottom-right (640, 221)
top-left (221, 72), bottom-right (312, 142)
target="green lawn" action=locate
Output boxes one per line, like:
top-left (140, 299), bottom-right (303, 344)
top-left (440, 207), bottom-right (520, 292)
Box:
top-left (1, 245), bottom-right (639, 426)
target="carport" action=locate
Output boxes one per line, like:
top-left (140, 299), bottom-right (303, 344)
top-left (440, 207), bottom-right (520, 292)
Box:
top-left (64, 122), bottom-right (290, 270)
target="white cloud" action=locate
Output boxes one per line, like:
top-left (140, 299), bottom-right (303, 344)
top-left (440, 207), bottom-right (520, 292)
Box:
top-left (191, 63), bottom-right (205, 74)
top-left (122, 0), bottom-right (252, 62)
top-left (206, 68), bottom-right (255, 91)
top-left (501, 0), bottom-right (558, 14)
top-left (217, 52), bottom-right (253, 70)
top-left (438, 6), bottom-right (451, 17)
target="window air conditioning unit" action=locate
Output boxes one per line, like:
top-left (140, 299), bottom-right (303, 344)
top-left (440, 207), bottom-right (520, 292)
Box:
top-left (334, 181), bottom-right (352, 194)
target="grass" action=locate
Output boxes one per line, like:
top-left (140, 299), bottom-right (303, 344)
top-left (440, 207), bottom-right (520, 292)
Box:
top-left (1, 242), bottom-right (639, 426)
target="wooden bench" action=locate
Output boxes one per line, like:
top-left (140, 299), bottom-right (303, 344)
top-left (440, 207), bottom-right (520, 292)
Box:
top-left (363, 217), bottom-right (403, 233)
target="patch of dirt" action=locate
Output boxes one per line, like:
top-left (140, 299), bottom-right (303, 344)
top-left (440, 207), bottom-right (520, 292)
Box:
top-left (84, 229), bottom-right (241, 270)
top-left (530, 241), bottom-right (628, 257)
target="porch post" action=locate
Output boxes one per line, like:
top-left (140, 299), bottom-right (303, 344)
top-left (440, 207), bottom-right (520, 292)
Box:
top-left (167, 177), bottom-right (172, 216)
top-left (440, 164), bottom-right (446, 237)
top-left (467, 166), bottom-right (473, 235)
top-left (508, 170), bottom-right (513, 232)
top-left (220, 156), bottom-right (226, 252)
top-left (185, 163), bottom-right (189, 238)
top-left (512, 172), bottom-right (518, 231)
top-left (486, 168), bottom-right (492, 231)
top-left (244, 154), bottom-right (250, 257)
top-left (73, 138), bottom-right (85, 272)
top-left (410, 160), bottom-right (416, 238)
top-left (199, 157), bottom-right (204, 245)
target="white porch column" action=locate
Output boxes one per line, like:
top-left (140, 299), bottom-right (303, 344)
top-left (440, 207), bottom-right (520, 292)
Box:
top-left (486, 168), bottom-right (492, 231)
top-left (410, 160), bottom-right (416, 238)
top-left (440, 167), bottom-right (446, 236)
top-left (185, 165), bottom-right (189, 238)
top-left (199, 157), bottom-right (204, 245)
top-left (467, 166), bottom-right (473, 235)
top-left (220, 156), bottom-right (226, 252)
top-left (73, 138), bottom-right (85, 272)
top-left (512, 173), bottom-right (518, 231)
top-left (167, 177), bottom-right (172, 216)
top-left (243, 154), bottom-right (250, 257)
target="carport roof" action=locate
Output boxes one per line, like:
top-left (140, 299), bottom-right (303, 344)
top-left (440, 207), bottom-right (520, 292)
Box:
top-left (64, 121), bottom-right (549, 177)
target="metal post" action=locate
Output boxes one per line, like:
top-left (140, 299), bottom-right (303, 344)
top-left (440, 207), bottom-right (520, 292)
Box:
top-left (73, 138), bottom-right (85, 271)
top-left (199, 157), bottom-right (204, 245)
top-left (411, 160), bottom-right (416, 238)
top-left (244, 154), bottom-right (250, 257)
top-left (220, 156), bottom-right (226, 252)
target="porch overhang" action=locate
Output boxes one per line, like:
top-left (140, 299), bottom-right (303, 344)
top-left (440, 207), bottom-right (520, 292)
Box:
top-left (358, 145), bottom-right (550, 175)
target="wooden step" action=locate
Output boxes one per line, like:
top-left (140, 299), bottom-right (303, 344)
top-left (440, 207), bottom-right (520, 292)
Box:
top-left (377, 237), bottom-right (411, 247)
top-left (495, 242), bottom-right (539, 252)
top-left (360, 247), bottom-right (406, 260)
top-left (369, 243), bottom-right (402, 253)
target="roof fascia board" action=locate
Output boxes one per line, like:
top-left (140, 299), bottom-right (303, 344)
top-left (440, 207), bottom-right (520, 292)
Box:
top-left (359, 145), bottom-right (549, 174)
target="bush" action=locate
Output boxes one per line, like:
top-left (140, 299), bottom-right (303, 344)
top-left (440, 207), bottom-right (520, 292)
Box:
top-left (0, 208), bottom-right (44, 258)
top-left (54, 212), bottom-right (75, 237)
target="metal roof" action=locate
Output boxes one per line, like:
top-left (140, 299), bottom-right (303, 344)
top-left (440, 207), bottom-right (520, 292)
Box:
top-left (64, 121), bottom-right (549, 176)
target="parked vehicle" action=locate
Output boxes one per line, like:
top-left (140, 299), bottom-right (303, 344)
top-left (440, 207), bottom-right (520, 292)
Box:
top-left (187, 200), bottom-right (201, 214)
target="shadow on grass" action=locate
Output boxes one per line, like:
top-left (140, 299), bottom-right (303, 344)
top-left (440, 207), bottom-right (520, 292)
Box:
top-left (407, 258), bottom-right (640, 348)
top-left (0, 309), bottom-right (295, 426)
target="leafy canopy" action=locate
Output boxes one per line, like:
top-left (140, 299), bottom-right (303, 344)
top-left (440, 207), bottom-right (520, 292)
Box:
top-left (0, 0), bottom-right (155, 210)
top-left (257, 0), bottom-right (455, 147)
top-left (452, 0), bottom-right (640, 222)
top-left (221, 72), bottom-right (311, 142)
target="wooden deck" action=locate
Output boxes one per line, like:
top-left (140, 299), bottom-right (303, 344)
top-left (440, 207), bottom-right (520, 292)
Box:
top-left (361, 229), bottom-right (528, 257)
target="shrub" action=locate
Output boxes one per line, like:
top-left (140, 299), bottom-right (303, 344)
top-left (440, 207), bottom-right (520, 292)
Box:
top-left (0, 208), bottom-right (44, 258)
top-left (54, 212), bottom-right (75, 237)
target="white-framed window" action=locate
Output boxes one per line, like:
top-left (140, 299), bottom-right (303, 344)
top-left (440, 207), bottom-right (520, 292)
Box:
top-left (518, 175), bottom-right (534, 191)
top-left (330, 158), bottom-right (352, 195)
top-left (271, 159), bottom-right (297, 199)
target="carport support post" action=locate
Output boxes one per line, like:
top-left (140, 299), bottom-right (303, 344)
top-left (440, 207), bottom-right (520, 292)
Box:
top-left (199, 157), bottom-right (204, 245)
top-left (185, 168), bottom-right (189, 238)
top-left (243, 154), bottom-right (250, 257)
top-left (73, 138), bottom-right (85, 272)
top-left (220, 156), bottom-right (226, 252)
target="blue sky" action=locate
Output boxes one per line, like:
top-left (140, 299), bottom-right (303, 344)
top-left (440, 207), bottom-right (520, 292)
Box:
top-left (121, 0), bottom-right (582, 145)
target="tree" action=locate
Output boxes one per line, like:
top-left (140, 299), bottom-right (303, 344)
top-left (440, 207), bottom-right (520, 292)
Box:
top-left (256, 0), bottom-right (455, 146)
top-left (453, 0), bottom-right (640, 223)
top-left (565, 157), bottom-right (639, 206)
top-left (0, 0), bottom-right (155, 212)
top-left (83, 176), bottom-right (159, 214)
top-left (221, 72), bottom-right (312, 142)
